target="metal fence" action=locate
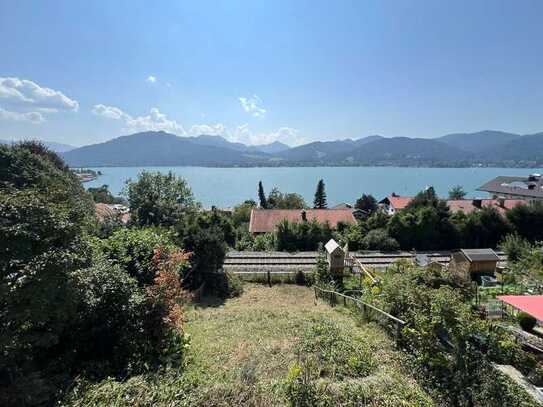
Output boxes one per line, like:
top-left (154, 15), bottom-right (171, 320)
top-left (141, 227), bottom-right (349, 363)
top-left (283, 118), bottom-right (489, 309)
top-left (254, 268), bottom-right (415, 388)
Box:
top-left (314, 286), bottom-right (405, 345)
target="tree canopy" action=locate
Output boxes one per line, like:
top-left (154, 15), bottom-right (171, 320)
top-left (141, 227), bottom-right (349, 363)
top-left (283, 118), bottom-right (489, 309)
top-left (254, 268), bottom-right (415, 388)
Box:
top-left (313, 179), bottom-right (327, 209)
top-left (125, 171), bottom-right (197, 227)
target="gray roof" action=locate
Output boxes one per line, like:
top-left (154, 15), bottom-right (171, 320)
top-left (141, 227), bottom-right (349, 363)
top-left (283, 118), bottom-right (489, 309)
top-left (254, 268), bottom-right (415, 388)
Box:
top-left (460, 248), bottom-right (499, 262)
top-left (477, 175), bottom-right (543, 199)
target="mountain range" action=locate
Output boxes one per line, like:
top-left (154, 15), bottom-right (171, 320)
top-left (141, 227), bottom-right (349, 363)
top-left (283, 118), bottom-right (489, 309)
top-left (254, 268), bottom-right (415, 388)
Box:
top-left (8, 130), bottom-right (543, 167)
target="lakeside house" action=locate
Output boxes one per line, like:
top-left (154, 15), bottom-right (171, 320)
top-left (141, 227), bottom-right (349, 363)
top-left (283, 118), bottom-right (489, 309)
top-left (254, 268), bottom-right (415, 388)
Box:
top-left (379, 193), bottom-right (525, 215)
top-left (478, 173), bottom-right (543, 200)
top-left (248, 208), bottom-right (356, 234)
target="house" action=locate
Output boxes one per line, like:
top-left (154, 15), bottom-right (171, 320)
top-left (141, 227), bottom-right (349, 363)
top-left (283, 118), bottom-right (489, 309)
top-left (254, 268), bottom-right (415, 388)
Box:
top-left (379, 193), bottom-right (525, 216)
top-left (449, 248), bottom-right (499, 282)
top-left (378, 193), bottom-right (413, 215)
top-left (332, 202), bottom-right (352, 209)
top-left (477, 174), bottom-right (543, 200)
top-left (248, 208), bottom-right (356, 234)
top-left (447, 198), bottom-right (525, 215)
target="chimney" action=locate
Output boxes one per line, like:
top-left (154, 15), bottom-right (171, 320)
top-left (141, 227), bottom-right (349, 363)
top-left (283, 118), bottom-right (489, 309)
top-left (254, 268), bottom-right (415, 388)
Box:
top-left (300, 209), bottom-right (307, 222)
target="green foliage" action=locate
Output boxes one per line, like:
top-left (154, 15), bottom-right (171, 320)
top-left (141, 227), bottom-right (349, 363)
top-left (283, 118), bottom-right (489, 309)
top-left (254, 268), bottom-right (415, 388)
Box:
top-left (518, 311), bottom-right (537, 332)
top-left (258, 180), bottom-right (267, 208)
top-left (295, 270), bottom-right (307, 286)
top-left (313, 178), bottom-right (327, 209)
top-left (87, 184), bottom-right (124, 204)
top-left (176, 212), bottom-right (228, 291)
top-left (0, 144), bottom-right (187, 406)
top-left (298, 318), bottom-right (376, 379)
top-left (361, 228), bottom-right (399, 251)
top-left (354, 193), bottom-right (378, 214)
top-left (507, 201), bottom-right (543, 242)
top-left (0, 143), bottom-right (95, 405)
top-left (456, 206), bottom-right (512, 248)
top-left (232, 199), bottom-right (256, 226)
top-left (285, 317), bottom-right (377, 406)
top-left (70, 260), bottom-right (184, 377)
top-left (448, 185), bottom-right (467, 200)
top-left (125, 171), bottom-right (197, 227)
top-left (501, 234), bottom-right (532, 262)
top-left (388, 204), bottom-right (458, 250)
top-left (91, 228), bottom-right (175, 286)
top-left (267, 187), bottom-right (307, 209)
top-left (275, 219), bottom-right (333, 252)
top-left (252, 232), bottom-right (276, 251)
top-left (315, 247), bottom-right (332, 285)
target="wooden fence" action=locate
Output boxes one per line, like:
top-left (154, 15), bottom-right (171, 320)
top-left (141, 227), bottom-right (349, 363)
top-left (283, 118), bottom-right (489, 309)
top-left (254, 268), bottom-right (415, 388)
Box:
top-left (314, 286), bottom-right (405, 345)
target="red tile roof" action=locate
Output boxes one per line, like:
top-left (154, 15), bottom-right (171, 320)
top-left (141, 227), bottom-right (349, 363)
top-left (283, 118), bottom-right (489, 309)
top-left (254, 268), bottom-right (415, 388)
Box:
top-left (249, 208), bottom-right (356, 233)
top-left (383, 195), bottom-right (526, 215)
top-left (498, 295), bottom-right (543, 321)
top-left (387, 195), bottom-right (413, 210)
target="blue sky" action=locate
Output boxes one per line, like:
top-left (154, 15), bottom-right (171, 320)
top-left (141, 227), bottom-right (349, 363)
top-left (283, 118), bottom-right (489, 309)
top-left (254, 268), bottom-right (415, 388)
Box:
top-left (1, 0), bottom-right (542, 147)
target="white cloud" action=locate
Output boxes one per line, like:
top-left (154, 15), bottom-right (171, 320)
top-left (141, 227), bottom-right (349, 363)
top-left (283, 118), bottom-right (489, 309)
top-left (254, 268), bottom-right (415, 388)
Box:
top-left (247, 127), bottom-right (304, 146)
top-left (147, 75), bottom-right (157, 83)
top-left (239, 95), bottom-right (266, 117)
top-left (0, 107), bottom-right (44, 124)
top-left (92, 103), bottom-right (303, 146)
top-left (0, 77), bottom-right (79, 112)
top-left (92, 104), bottom-right (185, 134)
top-left (92, 104), bottom-right (130, 120)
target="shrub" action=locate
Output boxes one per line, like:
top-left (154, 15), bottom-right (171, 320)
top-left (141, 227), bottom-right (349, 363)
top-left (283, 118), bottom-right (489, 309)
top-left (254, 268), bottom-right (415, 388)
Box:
top-left (92, 228), bottom-right (175, 286)
top-left (361, 228), bottom-right (399, 251)
top-left (295, 270), bottom-right (306, 286)
top-left (125, 171), bottom-right (197, 227)
top-left (518, 312), bottom-right (537, 332)
top-left (207, 272), bottom-right (244, 299)
top-left (500, 234), bottom-right (532, 262)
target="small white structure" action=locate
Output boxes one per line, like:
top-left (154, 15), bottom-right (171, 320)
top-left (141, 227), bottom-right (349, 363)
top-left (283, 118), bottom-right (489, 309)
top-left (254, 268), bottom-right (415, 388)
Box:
top-left (325, 239), bottom-right (345, 274)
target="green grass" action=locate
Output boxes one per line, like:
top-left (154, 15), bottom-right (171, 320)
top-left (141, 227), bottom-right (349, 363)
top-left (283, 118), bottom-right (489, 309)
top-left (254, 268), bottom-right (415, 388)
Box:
top-left (64, 284), bottom-right (433, 406)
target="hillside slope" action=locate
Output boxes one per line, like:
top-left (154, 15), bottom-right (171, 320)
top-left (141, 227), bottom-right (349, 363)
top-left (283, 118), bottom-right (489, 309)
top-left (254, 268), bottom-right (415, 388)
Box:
top-left (63, 131), bottom-right (268, 166)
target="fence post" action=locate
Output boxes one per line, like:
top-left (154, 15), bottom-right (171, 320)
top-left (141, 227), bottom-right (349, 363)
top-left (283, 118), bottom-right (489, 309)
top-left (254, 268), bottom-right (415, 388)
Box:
top-left (267, 270), bottom-right (271, 287)
top-left (395, 322), bottom-right (401, 346)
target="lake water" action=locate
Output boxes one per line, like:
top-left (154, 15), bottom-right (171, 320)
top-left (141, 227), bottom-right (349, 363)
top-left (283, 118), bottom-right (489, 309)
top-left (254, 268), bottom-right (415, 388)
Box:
top-left (84, 166), bottom-right (543, 208)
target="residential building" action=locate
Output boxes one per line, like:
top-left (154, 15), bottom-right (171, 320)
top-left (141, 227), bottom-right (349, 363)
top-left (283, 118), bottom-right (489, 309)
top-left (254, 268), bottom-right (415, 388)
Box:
top-left (379, 193), bottom-right (525, 215)
top-left (378, 193), bottom-right (413, 215)
top-left (248, 208), bottom-right (356, 234)
top-left (477, 174), bottom-right (543, 200)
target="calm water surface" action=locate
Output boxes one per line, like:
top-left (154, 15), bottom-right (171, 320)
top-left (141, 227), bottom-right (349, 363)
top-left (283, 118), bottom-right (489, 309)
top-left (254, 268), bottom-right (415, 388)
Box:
top-left (84, 166), bottom-right (543, 208)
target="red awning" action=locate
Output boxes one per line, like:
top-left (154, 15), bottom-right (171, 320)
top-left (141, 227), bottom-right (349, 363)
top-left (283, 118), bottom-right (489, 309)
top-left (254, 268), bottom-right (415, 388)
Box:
top-left (498, 295), bottom-right (543, 321)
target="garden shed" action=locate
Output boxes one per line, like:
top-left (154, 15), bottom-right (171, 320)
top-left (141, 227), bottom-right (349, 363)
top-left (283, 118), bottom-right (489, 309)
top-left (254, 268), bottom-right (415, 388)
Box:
top-left (449, 248), bottom-right (499, 282)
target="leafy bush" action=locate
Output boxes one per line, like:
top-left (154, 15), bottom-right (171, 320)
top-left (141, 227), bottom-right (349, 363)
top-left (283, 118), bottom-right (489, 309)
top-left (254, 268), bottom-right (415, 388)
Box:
top-left (361, 228), bottom-right (399, 251)
top-left (207, 272), bottom-right (244, 298)
top-left (501, 234), bottom-right (532, 262)
top-left (125, 171), bottom-right (197, 227)
top-left (252, 232), bottom-right (275, 251)
top-left (92, 228), bottom-right (175, 286)
top-left (275, 219), bottom-right (333, 251)
top-left (518, 311), bottom-right (537, 332)
top-left (295, 270), bottom-right (306, 286)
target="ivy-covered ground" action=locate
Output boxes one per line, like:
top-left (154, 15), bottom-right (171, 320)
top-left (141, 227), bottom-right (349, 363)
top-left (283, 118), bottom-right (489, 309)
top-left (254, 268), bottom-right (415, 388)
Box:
top-left (65, 284), bottom-right (433, 406)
